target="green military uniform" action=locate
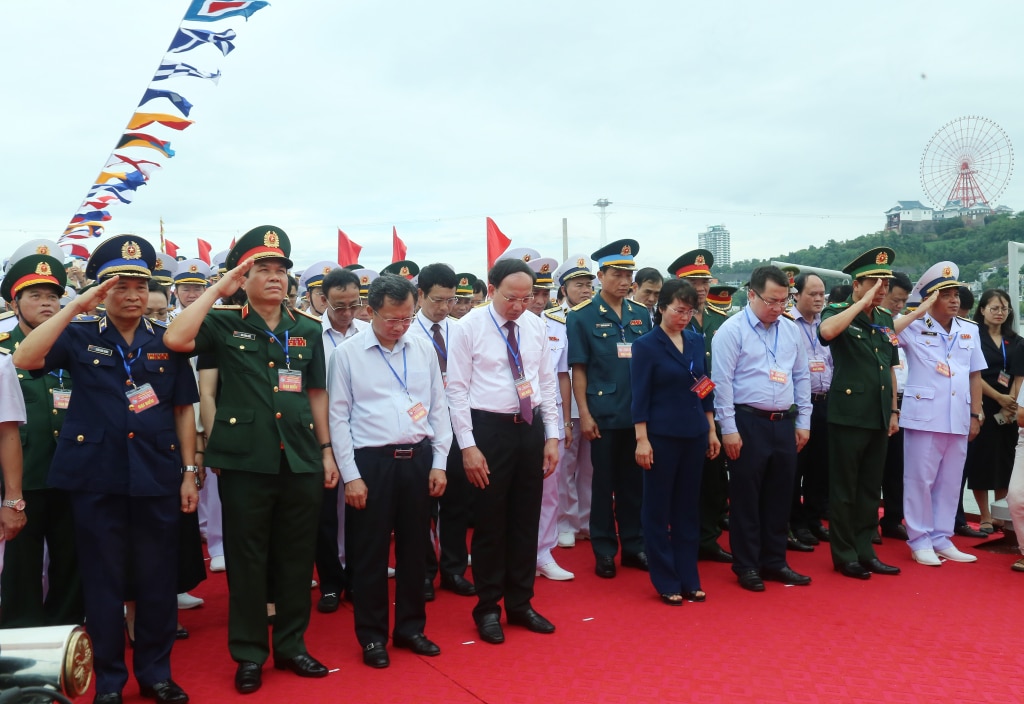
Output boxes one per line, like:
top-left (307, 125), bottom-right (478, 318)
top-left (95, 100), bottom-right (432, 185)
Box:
top-left (818, 248), bottom-right (900, 568)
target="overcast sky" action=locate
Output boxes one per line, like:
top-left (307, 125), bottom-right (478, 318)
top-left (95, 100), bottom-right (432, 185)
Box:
top-left (2, 1), bottom-right (1022, 276)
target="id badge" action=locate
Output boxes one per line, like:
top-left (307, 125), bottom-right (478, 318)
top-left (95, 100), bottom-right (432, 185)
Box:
top-left (278, 368), bottom-right (303, 392)
top-left (52, 389), bottom-right (71, 410)
top-left (998, 370), bottom-right (1011, 387)
top-left (126, 383), bottom-right (159, 413)
top-left (407, 402), bottom-right (428, 421)
top-left (515, 377), bottom-right (534, 399)
top-left (442, 371), bottom-right (448, 389)
top-left (616, 342), bottom-right (632, 359)
top-left (690, 375), bottom-right (715, 399)
top-left (769, 369), bottom-right (788, 384)
top-left (809, 359), bottom-right (826, 373)
top-left (886, 331), bottom-right (899, 346)
top-left (935, 362), bottom-right (951, 377)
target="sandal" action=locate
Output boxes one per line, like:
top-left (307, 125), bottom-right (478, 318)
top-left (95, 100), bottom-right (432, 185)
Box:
top-left (659, 593), bottom-right (684, 606)
top-left (979, 521), bottom-right (995, 535)
top-left (1012, 558), bottom-right (1024, 573)
top-left (683, 590), bottom-right (707, 603)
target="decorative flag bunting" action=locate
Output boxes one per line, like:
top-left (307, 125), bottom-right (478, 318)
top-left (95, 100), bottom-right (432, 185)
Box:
top-left (94, 170), bottom-right (148, 189)
top-left (486, 217), bottom-right (512, 269)
top-left (61, 243), bottom-right (91, 260)
top-left (152, 61), bottom-right (221, 84)
top-left (116, 133), bottom-right (176, 158)
top-left (197, 239), bottom-right (213, 264)
top-left (392, 227), bottom-right (407, 263)
top-left (337, 229), bottom-right (362, 267)
top-left (139, 88), bottom-right (194, 117)
top-left (71, 211), bottom-right (112, 223)
top-left (169, 27), bottom-right (237, 55)
top-left (127, 113), bottom-right (194, 131)
top-left (184, 1), bottom-right (270, 22)
top-left (105, 154), bottom-right (162, 178)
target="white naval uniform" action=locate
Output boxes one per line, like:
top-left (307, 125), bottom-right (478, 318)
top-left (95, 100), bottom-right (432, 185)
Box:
top-left (537, 308), bottom-right (569, 567)
top-left (556, 301), bottom-right (593, 539)
top-left (0, 352), bottom-right (28, 572)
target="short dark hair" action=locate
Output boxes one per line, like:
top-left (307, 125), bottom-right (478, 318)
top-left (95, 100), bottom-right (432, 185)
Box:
top-left (634, 267), bottom-right (663, 287)
top-left (957, 285), bottom-right (974, 313)
top-left (147, 279), bottom-right (168, 295)
top-left (829, 284), bottom-right (852, 302)
top-left (287, 275), bottom-right (298, 292)
top-left (488, 259), bottom-right (534, 288)
top-left (974, 288), bottom-right (1015, 338)
top-left (890, 271), bottom-right (913, 294)
top-left (749, 266), bottom-right (788, 293)
top-left (653, 279), bottom-right (698, 326)
top-left (793, 272), bottom-right (823, 294)
top-left (472, 279), bottom-right (487, 297)
top-left (367, 274), bottom-right (416, 310)
top-left (418, 263), bottom-right (458, 294)
top-left (322, 268), bottom-right (359, 293)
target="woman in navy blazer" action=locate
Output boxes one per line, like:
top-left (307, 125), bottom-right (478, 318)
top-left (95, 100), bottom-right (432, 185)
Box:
top-left (631, 279), bottom-right (720, 605)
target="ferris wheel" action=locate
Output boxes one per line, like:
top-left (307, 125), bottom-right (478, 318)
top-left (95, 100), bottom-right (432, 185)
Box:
top-left (920, 116), bottom-right (1014, 210)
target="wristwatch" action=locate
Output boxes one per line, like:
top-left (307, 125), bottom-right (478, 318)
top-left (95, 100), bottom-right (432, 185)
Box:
top-left (2, 498), bottom-right (26, 512)
top-left (970, 413), bottom-right (983, 421)
top-left (182, 465), bottom-right (201, 488)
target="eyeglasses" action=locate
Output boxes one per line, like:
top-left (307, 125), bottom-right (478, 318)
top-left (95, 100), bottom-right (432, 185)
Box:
top-left (372, 310), bottom-right (415, 326)
top-left (987, 306), bottom-right (1009, 313)
top-left (754, 291), bottom-right (788, 309)
top-left (497, 290), bottom-right (535, 305)
top-left (665, 305), bottom-right (696, 318)
top-left (426, 294), bottom-right (459, 306)
top-left (326, 300), bottom-right (364, 312)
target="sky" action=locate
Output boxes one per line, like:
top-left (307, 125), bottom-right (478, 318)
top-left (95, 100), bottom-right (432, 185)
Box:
top-left (2, 1), bottom-right (1023, 278)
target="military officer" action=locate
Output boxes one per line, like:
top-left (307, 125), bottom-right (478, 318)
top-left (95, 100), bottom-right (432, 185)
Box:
top-left (0, 347), bottom-right (27, 550)
top-left (451, 273), bottom-right (478, 319)
top-left (670, 249), bottom-right (732, 563)
top-left (707, 285), bottom-right (737, 313)
top-left (13, 235), bottom-right (199, 704)
top-left (0, 244), bottom-right (83, 629)
top-left (567, 239), bottom-right (651, 578)
top-left (352, 268), bottom-right (379, 323)
top-left (301, 261), bottom-right (338, 317)
top-left (166, 259), bottom-right (211, 322)
top-left (382, 260), bottom-right (420, 281)
top-left (818, 248), bottom-right (902, 579)
top-left (164, 226), bottom-right (340, 695)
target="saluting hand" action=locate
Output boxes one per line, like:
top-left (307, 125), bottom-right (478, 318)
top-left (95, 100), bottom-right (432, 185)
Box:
top-left (75, 274), bottom-right (120, 313)
top-left (213, 257), bottom-right (255, 299)
top-left (463, 446), bottom-right (490, 488)
top-left (345, 478), bottom-right (368, 509)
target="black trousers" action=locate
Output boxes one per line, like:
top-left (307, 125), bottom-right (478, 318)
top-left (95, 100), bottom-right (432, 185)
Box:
top-left (881, 426), bottom-right (905, 528)
top-left (426, 436), bottom-right (475, 581)
top-left (469, 410), bottom-right (544, 621)
top-left (698, 423), bottom-right (729, 551)
top-left (347, 440), bottom-right (432, 646)
top-left (790, 396), bottom-right (830, 531)
top-left (728, 412), bottom-right (797, 574)
top-left (589, 427), bottom-right (644, 559)
top-left (314, 485), bottom-right (345, 596)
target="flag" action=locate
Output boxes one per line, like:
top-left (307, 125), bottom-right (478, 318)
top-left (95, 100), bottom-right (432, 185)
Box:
top-left (164, 239), bottom-right (180, 258)
top-left (61, 243), bottom-right (91, 260)
top-left (87, 184), bottom-right (136, 204)
top-left (62, 223), bottom-right (105, 237)
top-left (95, 170), bottom-right (148, 189)
top-left (117, 133), bottom-right (175, 158)
top-left (184, 0), bottom-right (270, 22)
top-left (198, 239), bottom-right (212, 264)
top-left (127, 112), bottom-right (194, 131)
top-left (169, 27), bottom-right (237, 55)
top-left (392, 226), bottom-right (407, 263)
top-left (86, 197), bottom-right (115, 209)
top-left (72, 210), bottom-right (112, 223)
top-left (486, 217), bottom-right (512, 270)
top-left (337, 228), bottom-right (362, 267)
top-left (153, 61), bottom-right (221, 85)
top-left (139, 88), bottom-right (194, 117)
top-left (106, 154), bottom-right (162, 178)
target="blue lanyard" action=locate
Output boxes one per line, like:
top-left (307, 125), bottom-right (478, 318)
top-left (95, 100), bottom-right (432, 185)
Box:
top-left (417, 317), bottom-right (448, 361)
top-left (1001, 338), bottom-right (1008, 370)
top-left (932, 319), bottom-right (957, 359)
top-left (744, 307), bottom-right (779, 366)
top-left (115, 345), bottom-right (140, 388)
top-left (48, 369), bottom-right (65, 388)
top-left (376, 345), bottom-right (410, 398)
top-left (266, 330), bottom-right (291, 368)
top-left (325, 329), bottom-right (339, 349)
top-left (488, 309), bottom-right (523, 376)
top-left (798, 317), bottom-right (819, 354)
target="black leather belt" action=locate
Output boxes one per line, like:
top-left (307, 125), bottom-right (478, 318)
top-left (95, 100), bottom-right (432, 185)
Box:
top-left (736, 404), bottom-right (796, 421)
top-left (812, 392), bottom-right (829, 402)
top-left (361, 438), bottom-right (429, 459)
top-left (472, 409), bottom-right (534, 425)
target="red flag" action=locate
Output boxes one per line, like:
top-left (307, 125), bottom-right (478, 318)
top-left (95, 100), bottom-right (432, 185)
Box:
top-left (391, 226), bottom-right (407, 263)
top-left (229, 236), bottom-right (236, 250)
top-left (486, 217), bottom-right (512, 270)
top-left (337, 228), bottom-right (362, 267)
top-left (61, 243), bottom-right (91, 260)
top-left (164, 239), bottom-right (179, 258)
top-left (197, 239), bottom-right (212, 264)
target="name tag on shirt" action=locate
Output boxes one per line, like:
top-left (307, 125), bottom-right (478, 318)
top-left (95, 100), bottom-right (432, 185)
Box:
top-left (809, 359), bottom-right (826, 373)
top-left (279, 369), bottom-right (302, 392)
top-left (408, 402), bottom-right (427, 421)
top-left (998, 370), bottom-right (1011, 387)
top-left (769, 369), bottom-right (788, 384)
top-left (935, 362), bottom-right (951, 377)
top-left (616, 342), bottom-right (632, 358)
top-left (516, 377), bottom-right (534, 399)
top-left (127, 383), bottom-right (159, 413)
top-left (690, 375), bottom-right (715, 399)
top-left (52, 389), bottom-right (71, 410)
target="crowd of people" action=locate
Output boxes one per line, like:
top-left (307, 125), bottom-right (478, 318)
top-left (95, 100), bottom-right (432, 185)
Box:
top-left (1, 230), bottom-right (1023, 704)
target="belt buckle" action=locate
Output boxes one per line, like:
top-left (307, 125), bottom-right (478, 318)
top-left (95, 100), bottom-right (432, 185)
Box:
top-left (769, 411), bottom-right (785, 421)
top-left (393, 448), bottom-right (414, 459)
top-left (513, 413), bottom-right (525, 424)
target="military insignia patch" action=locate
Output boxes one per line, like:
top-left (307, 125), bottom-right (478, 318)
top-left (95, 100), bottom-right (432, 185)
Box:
top-left (36, 262), bottom-right (52, 276)
top-left (36, 244), bottom-right (50, 255)
top-left (399, 266), bottom-right (410, 276)
top-left (264, 230), bottom-right (280, 248)
top-left (695, 255), bottom-right (706, 265)
top-left (621, 245), bottom-right (631, 256)
top-left (121, 241), bottom-right (142, 260)
top-left (323, 266), bottom-right (332, 276)
top-left (577, 257), bottom-right (586, 267)
top-left (942, 266), bottom-right (952, 277)
top-left (189, 264), bottom-right (199, 273)
top-left (540, 264), bottom-right (551, 273)
top-left (876, 251), bottom-right (888, 265)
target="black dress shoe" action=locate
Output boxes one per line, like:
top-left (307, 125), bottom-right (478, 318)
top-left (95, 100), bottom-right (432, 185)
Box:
top-left (393, 632), bottom-right (441, 656)
top-left (439, 573), bottom-right (477, 596)
top-left (273, 653), bottom-right (329, 678)
top-left (954, 524), bottom-right (987, 539)
top-left (506, 607), bottom-right (555, 634)
top-left (317, 592), bottom-right (340, 613)
top-left (793, 528), bottom-right (819, 546)
top-left (362, 642), bottom-right (389, 668)
top-left (621, 551), bottom-right (649, 571)
top-left (94, 693), bottom-right (123, 704)
top-left (140, 679), bottom-right (189, 704)
top-left (834, 561), bottom-right (871, 580)
top-left (719, 516), bottom-right (730, 532)
top-left (880, 523), bottom-right (909, 540)
top-left (761, 566), bottom-right (812, 586)
top-left (698, 546), bottom-right (734, 563)
top-left (235, 661), bottom-right (262, 694)
top-left (736, 569), bottom-right (765, 592)
top-left (871, 530), bottom-right (883, 545)
top-left (786, 533), bottom-right (814, 552)
top-left (810, 525), bottom-right (830, 543)
top-left (423, 578), bottom-right (436, 602)
top-left (175, 625), bottom-right (189, 640)
top-left (476, 613), bottom-right (505, 644)
top-left (595, 555), bottom-right (617, 578)
top-left (860, 558), bottom-right (901, 575)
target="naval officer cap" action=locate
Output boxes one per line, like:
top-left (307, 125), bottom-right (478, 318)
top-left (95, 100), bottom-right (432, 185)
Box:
top-left (210, 249), bottom-right (229, 276)
top-left (497, 247), bottom-right (541, 264)
top-left (592, 239), bottom-right (639, 271)
top-left (226, 226), bottom-right (294, 270)
top-left (352, 269), bottom-right (379, 297)
top-left (300, 261), bottom-right (339, 291)
top-left (842, 247), bottom-right (895, 280)
top-left (86, 235), bottom-right (157, 281)
top-left (151, 255), bottom-right (175, 286)
top-left (916, 261), bottom-right (963, 298)
top-left (174, 258), bottom-right (212, 286)
top-left (553, 254), bottom-right (595, 288)
top-left (5, 240), bottom-right (64, 273)
top-left (528, 257), bottom-right (559, 290)
top-left (668, 249), bottom-right (714, 279)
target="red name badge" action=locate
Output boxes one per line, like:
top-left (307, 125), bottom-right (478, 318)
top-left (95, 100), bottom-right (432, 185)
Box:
top-left (998, 370), bottom-right (1011, 387)
top-left (126, 383), bottom-right (159, 413)
top-left (407, 402), bottom-right (428, 421)
top-left (515, 377), bottom-right (534, 399)
top-left (690, 375), bottom-right (715, 399)
top-left (616, 342), bottom-right (632, 359)
top-left (279, 369), bottom-right (302, 392)
top-left (52, 389), bottom-right (71, 410)
top-left (935, 362), bottom-right (951, 377)
top-left (809, 359), bottom-right (826, 373)
top-left (769, 369), bottom-right (788, 384)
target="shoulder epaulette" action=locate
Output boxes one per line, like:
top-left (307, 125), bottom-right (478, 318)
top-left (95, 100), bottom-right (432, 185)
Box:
top-left (0, 332), bottom-right (9, 343)
top-left (706, 304), bottom-right (729, 316)
top-left (0, 311), bottom-right (14, 321)
top-left (150, 318), bottom-right (169, 327)
top-left (296, 308), bottom-right (322, 322)
top-left (473, 300), bottom-right (491, 309)
top-left (212, 304), bottom-right (243, 311)
top-left (828, 302), bottom-right (850, 308)
top-left (957, 316), bottom-right (979, 325)
top-left (875, 306), bottom-right (892, 315)
top-left (543, 309), bottom-right (566, 324)
top-left (71, 315), bottom-right (100, 323)
top-left (781, 311), bottom-right (795, 321)
top-left (571, 298), bottom-right (592, 312)
top-left (0, 347), bottom-right (9, 355)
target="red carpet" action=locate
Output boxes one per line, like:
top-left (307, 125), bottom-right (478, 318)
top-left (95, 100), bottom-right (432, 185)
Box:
top-left (94, 525), bottom-right (1024, 703)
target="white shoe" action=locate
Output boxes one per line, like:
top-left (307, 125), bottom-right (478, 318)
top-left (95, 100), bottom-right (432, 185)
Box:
top-left (912, 548), bottom-right (942, 566)
top-left (387, 567), bottom-right (396, 578)
top-left (557, 531), bottom-right (576, 548)
top-left (209, 555), bottom-right (226, 573)
top-left (936, 546), bottom-right (978, 563)
top-left (536, 562), bottom-right (575, 581)
top-left (177, 592), bottom-right (204, 609)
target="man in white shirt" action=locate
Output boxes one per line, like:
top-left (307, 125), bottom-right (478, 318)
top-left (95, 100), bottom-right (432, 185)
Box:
top-left (327, 274), bottom-right (450, 668)
top-left (447, 258), bottom-right (560, 645)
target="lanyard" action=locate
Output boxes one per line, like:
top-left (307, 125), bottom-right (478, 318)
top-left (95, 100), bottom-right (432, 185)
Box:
top-left (798, 317), bottom-right (819, 354)
top-left (488, 309), bottom-right (523, 376)
top-left (1001, 338), bottom-right (1008, 370)
top-left (325, 329), bottom-right (339, 349)
top-left (744, 307), bottom-right (779, 366)
top-left (931, 319), bottom-right (957, 359)
top-left (417, 317), bottom-right (448, 361)
top-left (376, 345), bottom-right (410, 399)
top-left (48, 369), bottom-right (65, 388)
top-left (115, 345), bottom-right (141, 388)
top-left (266, 330), bottom-right (291, 368)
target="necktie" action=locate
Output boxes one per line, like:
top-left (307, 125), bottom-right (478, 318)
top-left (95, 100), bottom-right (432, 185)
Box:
top-left (504, 321), bottom-right (533, 423)
top-left (430, 323), bottom-right (447, 374)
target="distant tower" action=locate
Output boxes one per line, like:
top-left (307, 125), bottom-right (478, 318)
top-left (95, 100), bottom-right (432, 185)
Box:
top-left (698, 224), bottom-right (731, 269)
top-left (594, 198), bottom-right (612, 246)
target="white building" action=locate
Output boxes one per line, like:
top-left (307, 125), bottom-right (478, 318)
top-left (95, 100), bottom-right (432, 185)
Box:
top-left (698, 224), bottom-right (731, 268)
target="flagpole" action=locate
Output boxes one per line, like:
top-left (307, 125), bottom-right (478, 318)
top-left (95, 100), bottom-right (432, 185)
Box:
top-left (160, 217), bottom-right (166, 254)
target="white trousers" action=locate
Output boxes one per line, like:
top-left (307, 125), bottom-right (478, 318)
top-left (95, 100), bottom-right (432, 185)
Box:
top-left (556, 423), bottom-right (593, 536)
top-left (903, 429), bottom-right (968, 552)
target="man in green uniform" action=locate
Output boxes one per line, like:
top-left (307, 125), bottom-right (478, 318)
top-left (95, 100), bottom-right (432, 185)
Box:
top-left (0, 243), bottom-right (83, 628)
top-left (165, 226), bottom-right (340, 694)
top-left (818, 247), bottom-right (902, 580)
top-left (669, 249), bottom-right (733, 562)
